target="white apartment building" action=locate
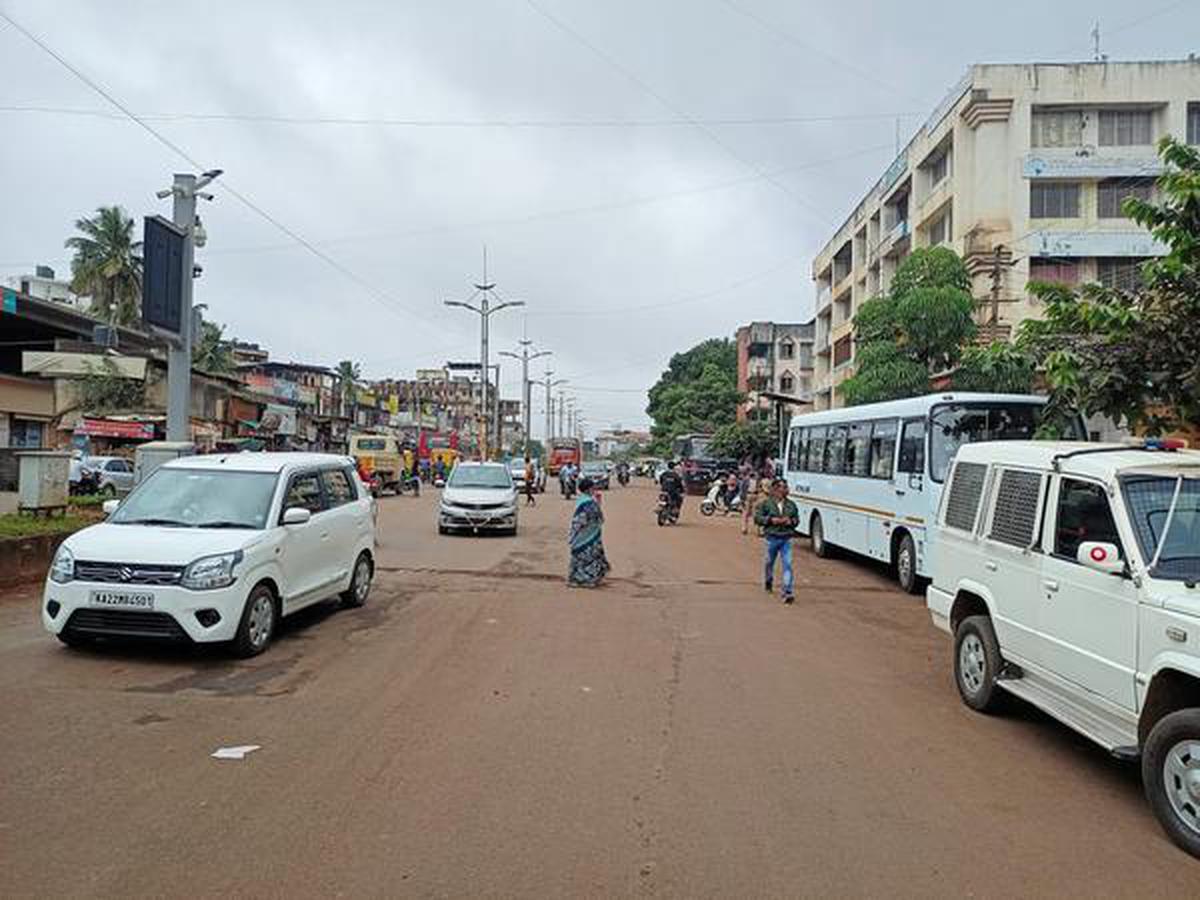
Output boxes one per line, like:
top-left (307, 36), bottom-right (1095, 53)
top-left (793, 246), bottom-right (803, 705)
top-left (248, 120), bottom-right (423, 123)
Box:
top-left (811, 59), bottom-right (1200, 409)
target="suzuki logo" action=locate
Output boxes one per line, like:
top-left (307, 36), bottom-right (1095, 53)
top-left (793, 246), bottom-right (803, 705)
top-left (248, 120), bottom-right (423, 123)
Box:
top-left (119, 566), bottom-right (134, 582)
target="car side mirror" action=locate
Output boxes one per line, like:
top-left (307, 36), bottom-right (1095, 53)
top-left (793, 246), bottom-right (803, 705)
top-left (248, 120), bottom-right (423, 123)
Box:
top-left (102, 499), bottom-right (120, 516)
top-left (282, 507), bottom-right (312, 526)
top-left (1077, 541), bottom-right (1124, 575)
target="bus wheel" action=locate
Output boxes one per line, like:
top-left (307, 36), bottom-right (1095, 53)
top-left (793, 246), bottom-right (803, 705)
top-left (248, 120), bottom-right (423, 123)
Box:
top-left (810, 513), bottom-right (832, 559)
top-left (895, 532), bottom-right (920, 595)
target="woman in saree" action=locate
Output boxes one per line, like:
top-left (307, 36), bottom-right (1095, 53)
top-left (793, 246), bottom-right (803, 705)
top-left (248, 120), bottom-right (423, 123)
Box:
top-left (568, 477), bottom-right (610, 587)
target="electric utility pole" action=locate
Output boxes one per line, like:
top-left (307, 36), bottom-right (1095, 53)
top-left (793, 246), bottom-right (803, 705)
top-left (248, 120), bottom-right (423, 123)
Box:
top-left (544, 372), bottom-right (566, 446)
top-left (501, 341), bottom-right (551, 459)
top-left (444, 248), bottom-right (524, 459)
top-left (157, 170), bottom-right (220, 442)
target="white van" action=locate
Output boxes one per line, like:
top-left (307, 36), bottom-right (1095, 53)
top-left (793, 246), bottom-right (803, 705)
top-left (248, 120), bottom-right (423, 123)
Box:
top-left (927, 440), bottom-right (1200, 857)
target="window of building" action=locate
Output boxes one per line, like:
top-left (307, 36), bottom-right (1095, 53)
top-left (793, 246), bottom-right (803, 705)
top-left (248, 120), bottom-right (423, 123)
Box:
top-left (1190, 103), bottom-right (1200, 146)
top-left (927, 149), bottom-right (949, 187)
top-left (833, 336), bottom-right (853, 367)
top-left (779, 373), bottom-right (795, 394)
top-left (1098, 178), bottom-right (1154, 218)
top-left (1053, 478), bottom-right (1125, 562)
top-left (10, 419), bottom-right (44, 448)
top-left (778, 339), bottom-right (794, 360)
top-left (1031, 108), bottom-right (1084, 148)
top-left (1098, 109), bottom-right (1153, 146)
top-left (869, 420), bottom-right (897, 479)
top-left (1030, 182), bottom-right (1080, 219)
top-left (928, 209), bottom-right (951, 246)
top-left (1029, 260), bottom-right (1081, 286)
top-left (1096, 258), bottom-right (1148, 292)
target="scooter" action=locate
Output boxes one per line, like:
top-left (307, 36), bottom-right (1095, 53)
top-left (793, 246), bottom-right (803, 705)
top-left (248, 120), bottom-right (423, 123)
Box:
top-left (656, 491), bottom-right (681, 526)
top-left (700, 480), bottom-right (743, 517)
top-left (617, 468), bottom-right (630, 486)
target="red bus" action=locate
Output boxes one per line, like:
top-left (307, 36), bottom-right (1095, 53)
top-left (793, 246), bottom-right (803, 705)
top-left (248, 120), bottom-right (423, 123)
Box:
top-left (547, 438), bottom-right (582, 476)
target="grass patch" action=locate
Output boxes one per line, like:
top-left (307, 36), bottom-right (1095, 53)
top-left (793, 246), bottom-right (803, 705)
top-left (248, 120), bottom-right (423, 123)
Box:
top-left (0, 512), bottom-right (97, 540)
top-left (68, 493), bottom-right (110, 508)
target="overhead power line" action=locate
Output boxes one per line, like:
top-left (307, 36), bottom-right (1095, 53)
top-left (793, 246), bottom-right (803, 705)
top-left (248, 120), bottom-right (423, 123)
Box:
top-left (0, 8), bottom-right (448, 337)
top-left (0, 103), bottom-right (921, 129)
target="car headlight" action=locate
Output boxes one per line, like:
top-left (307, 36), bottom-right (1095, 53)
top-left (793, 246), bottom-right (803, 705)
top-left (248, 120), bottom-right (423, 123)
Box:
top-left (50, 545), bottom-right (74, 584)
top-left (181, 551), bottom-right (243, 590)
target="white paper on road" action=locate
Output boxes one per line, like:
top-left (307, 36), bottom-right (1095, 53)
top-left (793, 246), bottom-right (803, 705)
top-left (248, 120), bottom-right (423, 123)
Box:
top-left (211, 745), bottom-right (261, 760)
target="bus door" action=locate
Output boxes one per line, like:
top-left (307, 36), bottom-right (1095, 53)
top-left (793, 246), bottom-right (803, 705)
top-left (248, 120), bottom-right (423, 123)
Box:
top-left (840, 422), bottom-right (873, 552)
top-left (895, 417), bottom-right (928, 572)
top-left (866, 419), bottom-right (900, 562)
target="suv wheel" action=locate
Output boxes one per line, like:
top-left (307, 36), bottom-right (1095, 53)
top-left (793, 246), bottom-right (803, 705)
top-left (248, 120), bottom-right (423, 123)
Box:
top-left (232, 584), bottom-right (276, 658)
top-left (810, 513), bottom-right (832, 558)
top-left (895, 533), bottom-right (920, 594)
top-left (1143, 709), bottom-right (1200, 859)
top-left (340, 552), bottom-right (373, 608)
top-left (954, 615), bottom-right (1004, 712)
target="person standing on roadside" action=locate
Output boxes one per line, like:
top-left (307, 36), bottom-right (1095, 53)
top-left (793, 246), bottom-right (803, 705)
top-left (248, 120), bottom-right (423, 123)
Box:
top-left (568, 477), bottom-right (610, 587)
top-left (523, 456), bottom-right (537, 507)
top-left (755, 478), bottom-right (799, 603)
top-left (742, 469), bottom-right (765, 535)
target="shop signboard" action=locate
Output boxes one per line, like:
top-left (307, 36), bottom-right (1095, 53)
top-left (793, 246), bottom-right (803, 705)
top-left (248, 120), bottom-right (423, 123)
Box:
top-left (260, 404), bottom-right (298, 436)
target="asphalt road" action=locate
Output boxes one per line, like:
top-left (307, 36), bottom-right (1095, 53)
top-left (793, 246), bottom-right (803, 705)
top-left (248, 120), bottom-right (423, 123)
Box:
top-left (2, 481), bottom-right (1198, 897)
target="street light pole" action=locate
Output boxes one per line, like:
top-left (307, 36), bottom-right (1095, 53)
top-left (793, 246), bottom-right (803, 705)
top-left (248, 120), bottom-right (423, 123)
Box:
top-left (543, 372), bottom-right (565, 449)
top-left (159, 169), bottom-right (220, 443)
top-left (501, 341), bottom-right (551, 459)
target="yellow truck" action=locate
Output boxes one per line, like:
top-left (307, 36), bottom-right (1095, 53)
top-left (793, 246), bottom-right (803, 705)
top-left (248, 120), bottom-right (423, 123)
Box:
top-left (349, 433), bottom-right (411, 493)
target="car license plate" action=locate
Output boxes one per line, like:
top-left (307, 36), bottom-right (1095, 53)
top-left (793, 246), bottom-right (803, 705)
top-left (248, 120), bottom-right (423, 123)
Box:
top-left (89, 590), bottom-right (155, 610)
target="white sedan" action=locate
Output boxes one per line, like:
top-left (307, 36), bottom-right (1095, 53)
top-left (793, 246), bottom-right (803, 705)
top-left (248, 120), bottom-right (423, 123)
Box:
top-left (438, 462), bottom-right (519, 535)
top-left (43, 453), bottom-right (376, 657)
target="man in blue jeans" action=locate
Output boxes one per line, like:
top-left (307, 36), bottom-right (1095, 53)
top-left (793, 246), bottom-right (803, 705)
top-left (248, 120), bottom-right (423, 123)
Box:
top-left (754, 478), bottom-right (800, 604)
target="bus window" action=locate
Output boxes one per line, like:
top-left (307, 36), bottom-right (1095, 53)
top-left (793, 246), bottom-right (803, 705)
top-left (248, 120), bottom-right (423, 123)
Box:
top-left (898, 418), bottom-right (926, 476)
top-left (846, 422), bottom-right (871, 477)
top-left (787, 428), bottom-right (807, 472)
top-left (869, 420), bottom-right (898, 479)
top-left (825, 425), bottom-right (848, 475)
top-left (806, 426), bottom-right (826, 472)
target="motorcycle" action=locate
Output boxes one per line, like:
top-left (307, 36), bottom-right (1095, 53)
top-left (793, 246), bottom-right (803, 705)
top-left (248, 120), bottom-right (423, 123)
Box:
top-left (617, 468), bottom-right (630, 486)
top-left (700, 480), bottom-right (743, 517)
top-left (396, 473), bottom-right (421, 497)
top-left (656, 490), bottom-right (681, 527)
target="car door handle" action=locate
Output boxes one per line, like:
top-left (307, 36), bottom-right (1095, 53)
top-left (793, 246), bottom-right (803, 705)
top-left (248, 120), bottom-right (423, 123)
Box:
top-left (1043, 580), bottom-right (1059, 593)
top-left (895, 489), bottom-right (906, 497)
top-left (984, 561), bottom-right (998, 572)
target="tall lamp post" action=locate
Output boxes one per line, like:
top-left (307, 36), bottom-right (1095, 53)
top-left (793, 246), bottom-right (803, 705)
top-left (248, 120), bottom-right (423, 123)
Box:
top-left (501, 341), bottom-right (551, 460)
top-left (543, 372), bottom-right (566, 447)
top-left (444, 271), bottom-right (524, 459)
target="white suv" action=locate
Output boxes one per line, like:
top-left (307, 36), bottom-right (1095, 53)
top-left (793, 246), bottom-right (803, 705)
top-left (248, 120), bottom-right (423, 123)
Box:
top-left (927, 440), bottom-right (1200, 857)
top-left (43, 453), bottom-right (376, 657)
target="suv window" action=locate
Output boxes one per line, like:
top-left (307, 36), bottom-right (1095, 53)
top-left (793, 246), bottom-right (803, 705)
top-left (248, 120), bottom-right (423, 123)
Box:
top-left (283, 471), bottom-right (325, 514)
top-left (988, 469), bottom-right (1044, 548)
top-left (106, 459), bottom-right (129, 472)
top-left (944, 461), bottom-right (988, 532)
top-left (321, 468), bottom-right (358, 507)
top-left (1054, 478), bottom-right (1124, 561)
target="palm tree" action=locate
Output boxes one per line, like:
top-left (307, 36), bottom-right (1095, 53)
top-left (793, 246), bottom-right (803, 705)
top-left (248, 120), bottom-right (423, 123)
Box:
top-left (192, 318), bottom-right (236, 374)
top-left (65, 206), bottom-right (143, 327)
top-left (336, 360), bottom-right (361, 419)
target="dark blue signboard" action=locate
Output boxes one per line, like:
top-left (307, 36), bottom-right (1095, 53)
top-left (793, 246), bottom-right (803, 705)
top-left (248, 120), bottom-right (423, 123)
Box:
top-left (142, 215), bottom-right (186, 335)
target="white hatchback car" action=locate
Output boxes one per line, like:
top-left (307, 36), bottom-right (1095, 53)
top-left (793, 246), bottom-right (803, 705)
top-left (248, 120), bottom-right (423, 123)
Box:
top-left (43, 453), bottom-right (376, 657)
top-left (928, 440), bottom-right (1200, 857)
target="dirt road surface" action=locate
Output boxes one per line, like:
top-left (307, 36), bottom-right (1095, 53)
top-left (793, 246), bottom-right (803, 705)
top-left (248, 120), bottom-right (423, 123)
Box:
top-left (2, 482), bottom-right (1197, 897)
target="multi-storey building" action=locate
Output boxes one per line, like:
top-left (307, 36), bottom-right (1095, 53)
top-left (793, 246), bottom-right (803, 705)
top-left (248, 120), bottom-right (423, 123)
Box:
top-left (811, 59), bottom-right (1200, 409)
top-left (735, 321), bottom-right (815, 421)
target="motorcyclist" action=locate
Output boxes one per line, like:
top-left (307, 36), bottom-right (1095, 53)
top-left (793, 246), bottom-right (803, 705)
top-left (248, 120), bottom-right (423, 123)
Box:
top-left (659, 461), bottom-right (684, 515)
top-left (719, 472), bottom-right (740, 511)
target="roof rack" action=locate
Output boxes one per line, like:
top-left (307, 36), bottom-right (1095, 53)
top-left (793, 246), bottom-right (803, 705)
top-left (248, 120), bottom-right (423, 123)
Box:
top-left (1051, 439), bottom-right (1186, 471)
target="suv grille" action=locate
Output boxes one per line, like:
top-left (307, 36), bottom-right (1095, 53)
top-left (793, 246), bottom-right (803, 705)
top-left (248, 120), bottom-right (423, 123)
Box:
top-left (75, 561), bottom-right (184, 586)
top-left (65, 609), bottom-right (190, 641)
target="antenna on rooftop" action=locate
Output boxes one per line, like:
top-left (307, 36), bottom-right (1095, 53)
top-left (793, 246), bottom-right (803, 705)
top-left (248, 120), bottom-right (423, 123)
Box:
top-left (1091, 21), bottom-right (1107, 62)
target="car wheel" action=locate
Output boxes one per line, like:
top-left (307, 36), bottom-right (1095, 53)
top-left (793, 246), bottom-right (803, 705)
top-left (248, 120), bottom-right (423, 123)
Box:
top-left (1143, 709), bottom-right (1200, 859)
top-left (232, 583), bottom-right (276, 658)
top-left (954, 615), bottom-right (1004, 713)
top-left (810, 513), bottom-right (832, 558)
top-left (895, 533), bottom-right (921, 595)
top-left (101, 483), bottom-right (116, 498)
top-left (340, 552), bottom-right (373, 608)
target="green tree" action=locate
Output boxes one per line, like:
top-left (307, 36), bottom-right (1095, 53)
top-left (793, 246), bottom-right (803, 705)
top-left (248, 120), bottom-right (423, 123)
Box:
top-left (336, 360), bottom-right (361, 417)
top-left (841, 247), bottom-right (977, 404)
top-left (65, 206), bottom-right (142, 327)
top-left (952, 341), bottom-right (1036, 394)
top-left (77, 357), bottom-right (146, 413)
top-left (709, 419), bottom-right (776, 461)
top-left (646, 338), bottom-right (741, 451)
top-left (1019, 136), bottom-right (1200, 435)
top-left (192, 317), bottom-right (236, 374)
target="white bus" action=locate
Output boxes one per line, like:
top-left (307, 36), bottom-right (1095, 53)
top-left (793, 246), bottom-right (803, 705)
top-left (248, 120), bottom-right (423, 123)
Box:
top-left (783, 392), bottom-right (1086, 593)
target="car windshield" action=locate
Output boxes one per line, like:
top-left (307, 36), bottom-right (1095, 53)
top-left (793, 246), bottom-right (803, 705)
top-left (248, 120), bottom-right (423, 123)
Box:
top-left (355, 439), bottom-right (389, 451)
top-left (929, 402), bottom-right (1085, 482)
top-left (447, 466), bottom-right (512, 489)
top-left (1120, 474), bottom-right (1200, 582)
top-left (583, 463), bottom-right (605, 472)
top-left (110, 468), bottom-right (279, 529)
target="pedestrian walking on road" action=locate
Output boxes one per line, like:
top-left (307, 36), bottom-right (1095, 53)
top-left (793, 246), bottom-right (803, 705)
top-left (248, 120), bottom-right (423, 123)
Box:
top-left (742, 471), bottom-right (765, 535)
top-left (524, 457), bottom-right (537, 507)
top-left (568, 477), bottom-right (610, 588)
top-left (755, 478), bottom-right (799, 603)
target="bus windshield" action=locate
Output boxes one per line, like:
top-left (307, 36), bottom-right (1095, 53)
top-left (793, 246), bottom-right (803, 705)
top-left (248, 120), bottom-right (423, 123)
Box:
top-left (929, 403), bottom-right (1084, 483)
top-left (673, 435), bottom-right (714, 460)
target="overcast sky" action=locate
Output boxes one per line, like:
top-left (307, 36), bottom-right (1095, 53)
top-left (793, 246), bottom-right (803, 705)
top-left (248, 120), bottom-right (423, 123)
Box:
top-left (2, 0), bottom-right (1196, 436)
